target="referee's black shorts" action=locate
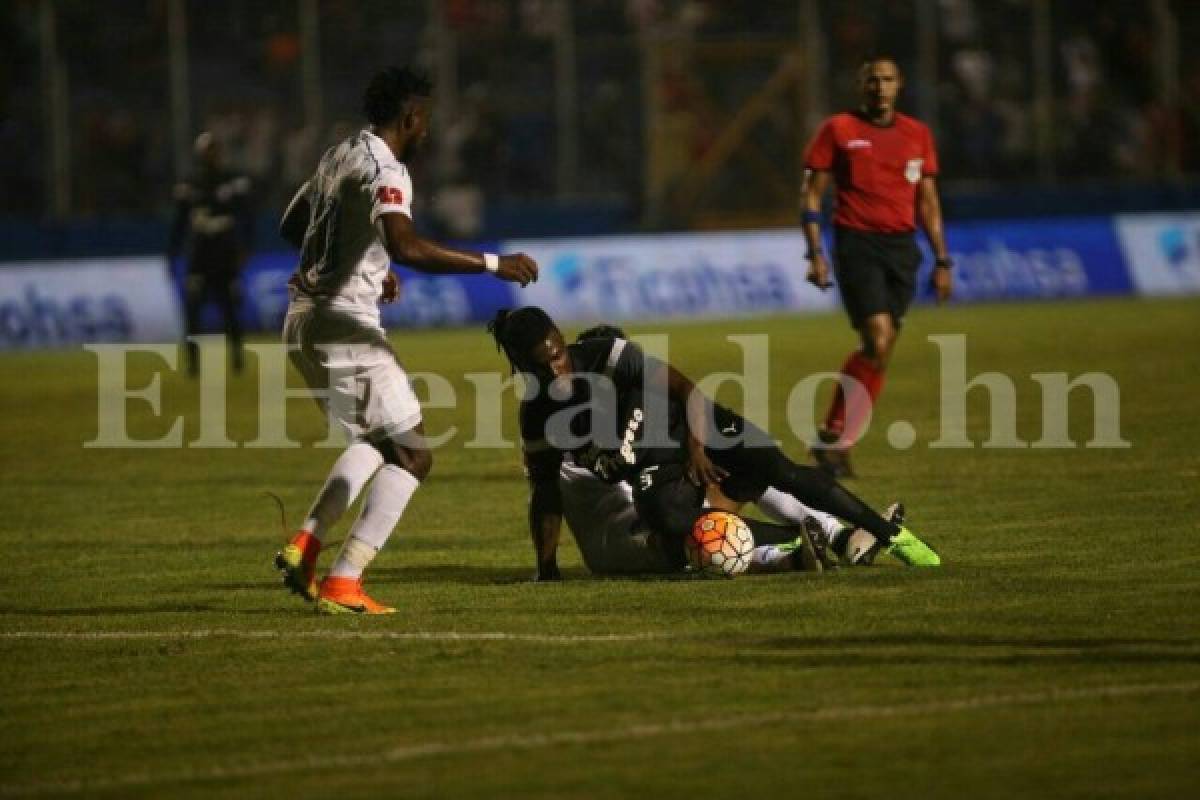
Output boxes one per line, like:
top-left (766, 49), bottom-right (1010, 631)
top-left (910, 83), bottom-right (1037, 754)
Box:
top-left (833, 225), bottom-right (922, 328)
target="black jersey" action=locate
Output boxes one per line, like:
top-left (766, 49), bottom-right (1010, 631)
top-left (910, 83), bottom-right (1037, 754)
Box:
top-left (519, 337), bottom-right (687, 485)
top-left (168, 169), bottom-right (253, 271)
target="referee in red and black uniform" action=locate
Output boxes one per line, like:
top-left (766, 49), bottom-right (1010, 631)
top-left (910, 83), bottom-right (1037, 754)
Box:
top-left (800, 55), bottom-right (952, 478)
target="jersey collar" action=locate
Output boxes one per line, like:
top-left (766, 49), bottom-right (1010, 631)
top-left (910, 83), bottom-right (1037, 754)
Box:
top-left (853, 108), bottom-right (896, 128)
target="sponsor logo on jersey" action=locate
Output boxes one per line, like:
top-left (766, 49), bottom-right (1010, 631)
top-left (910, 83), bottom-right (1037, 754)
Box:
top-left (905, 158), bottom-right (924, 183)
top-left (375, 186), bottom-right (405, 205)
top-left (846, 138), bottom-right (872, 149)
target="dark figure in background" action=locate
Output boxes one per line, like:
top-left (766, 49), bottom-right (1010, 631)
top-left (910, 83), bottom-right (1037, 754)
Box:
top-left (168, 132), bottom-right (253, 376)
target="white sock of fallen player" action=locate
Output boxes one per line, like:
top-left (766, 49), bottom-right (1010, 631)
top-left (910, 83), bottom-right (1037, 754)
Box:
top-left (747, 545), bottom-right (796, 574)
top-left (328, 465), bottom-right (420, 579)
top-left (755, 488), bottom-right (843, 543)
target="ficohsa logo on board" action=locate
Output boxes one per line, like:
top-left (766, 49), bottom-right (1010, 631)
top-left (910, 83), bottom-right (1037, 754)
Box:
top-left (0, 258), bottom-right (182, 350)
top-left (513, 232), bottom-right (830, 322)
top-left (0, 285), bottom-right (133, 347)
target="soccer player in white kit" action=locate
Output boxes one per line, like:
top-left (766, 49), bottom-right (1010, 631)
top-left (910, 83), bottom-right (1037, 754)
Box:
top-left (274, 66), bottom-right (537, 614)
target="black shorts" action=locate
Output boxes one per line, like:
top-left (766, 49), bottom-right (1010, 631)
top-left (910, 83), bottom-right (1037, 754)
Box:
top-left (833, 226), bottom-right (922, 327)
top-left (631, 462), bottom-right (703, 570)
top-left (705, 406), bottom-right (778, 504)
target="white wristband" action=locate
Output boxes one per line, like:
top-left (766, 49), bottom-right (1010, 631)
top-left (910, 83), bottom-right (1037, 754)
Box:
top-left (483, 253), bottom-right (500, 273)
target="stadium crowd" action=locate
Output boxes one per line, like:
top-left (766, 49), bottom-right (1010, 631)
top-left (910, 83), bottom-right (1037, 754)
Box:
top-left (2, 0), bottom-right (1197, 221)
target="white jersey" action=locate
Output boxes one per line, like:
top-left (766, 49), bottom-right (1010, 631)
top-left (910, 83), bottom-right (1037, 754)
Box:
top-left (288, 129), bottom-right (413, 323)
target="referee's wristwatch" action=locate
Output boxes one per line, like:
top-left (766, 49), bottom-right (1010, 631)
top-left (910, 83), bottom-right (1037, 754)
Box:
top-left (934, 256), bottom-right (954, 270)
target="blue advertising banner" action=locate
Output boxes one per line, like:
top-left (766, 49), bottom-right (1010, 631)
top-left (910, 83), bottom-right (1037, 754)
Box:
top-left (1114, 212), bottom-right (1200, 296)
top-left (0, 257), bottom-right (182, 350)
top-left (917, 216), bottom-right (1134, 303)
top-left (6, 212), bottom-right (1186, 350)
top-left (502, 230), bottom-right (837, 324)
top-left (181, 243), bottom-right (512, 334)
top-left (505, 218), bottom-right (1137, 325)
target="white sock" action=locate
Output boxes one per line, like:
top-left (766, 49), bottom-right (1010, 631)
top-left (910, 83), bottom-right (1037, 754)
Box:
top-left (748, 545), bottom-right (794, 573)
top-left (755, 488), bottom-right (843, 543)
top-left (301, 442), bottom-right (384, 541)
top-left (328, 465), bottom-right (420, 579)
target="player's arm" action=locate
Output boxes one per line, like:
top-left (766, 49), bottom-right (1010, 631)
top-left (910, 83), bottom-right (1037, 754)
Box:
top-left (660, 361), bottom-right (729, 487)
top-left (917, 175), bottom-right (952, 303)
top-left (378, 212), bottom-right (537, 286)
top-left (800, 169), bottom-right (833, 289)
top-left (279, 180), bottom-right (311, 250)
top-left (166, 183), bottom-right (191, 262)
top-left (525, 450), bottom-right (565, 581)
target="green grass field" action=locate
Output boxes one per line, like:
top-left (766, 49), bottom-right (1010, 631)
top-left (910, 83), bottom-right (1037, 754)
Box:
top-left (2, 296), bottom-right (1198, 798)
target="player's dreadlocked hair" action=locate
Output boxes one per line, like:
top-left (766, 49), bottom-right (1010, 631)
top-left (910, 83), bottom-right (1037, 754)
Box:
top-left (363, 66), bottom-right (434, 127)
top-left (487, 307), bottom-right (557, 374)
top-left (576, 324), bottom-right (627, 343)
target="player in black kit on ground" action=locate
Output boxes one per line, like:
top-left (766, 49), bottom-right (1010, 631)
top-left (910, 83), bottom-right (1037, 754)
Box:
top-left (488, 306), bottom-right (941, 580)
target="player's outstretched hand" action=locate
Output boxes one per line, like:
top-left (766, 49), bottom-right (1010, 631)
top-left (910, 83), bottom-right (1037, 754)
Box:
top-left (382, 271), bottom-right (401, 304)
top-left (806, 253), bottom-right (834, 290)
top-left (498, 253), bottom-right (539, 287)
top-left (930, 266), bottom-right (953, 304)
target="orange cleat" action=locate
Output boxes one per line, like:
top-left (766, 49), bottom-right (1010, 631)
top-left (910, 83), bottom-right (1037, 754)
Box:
top-left (315, 576), bottom-right (396, 615)
top-left (275, 531), bottom-right (320, 602)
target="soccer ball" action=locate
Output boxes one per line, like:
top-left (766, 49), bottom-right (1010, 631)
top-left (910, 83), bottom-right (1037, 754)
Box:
top-left (685, 511), bottom-right (755, 578)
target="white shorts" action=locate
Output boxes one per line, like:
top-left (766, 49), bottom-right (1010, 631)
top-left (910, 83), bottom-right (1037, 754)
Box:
top-left (283, 305), bottom-right (422, 442)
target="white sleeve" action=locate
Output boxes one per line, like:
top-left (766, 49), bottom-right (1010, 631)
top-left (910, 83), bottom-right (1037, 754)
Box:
top-left (369, 165), bottom-right (413, 223)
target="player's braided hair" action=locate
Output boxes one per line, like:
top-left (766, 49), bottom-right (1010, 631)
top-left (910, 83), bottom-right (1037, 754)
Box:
top-left (487, 306), bottom-right (557, 374)
top-left (363, 66), bottom-right (433, 127)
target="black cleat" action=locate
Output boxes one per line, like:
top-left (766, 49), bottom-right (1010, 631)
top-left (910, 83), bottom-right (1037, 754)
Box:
top-left (811, 429), bottom-right (855, 478)
top-left (783, 522), bottom-right (825, 573)
top-left (805, 518), bottom-right (839, 571)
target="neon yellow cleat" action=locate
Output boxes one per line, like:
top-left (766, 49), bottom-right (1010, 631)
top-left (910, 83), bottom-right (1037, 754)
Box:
top-left (886, 527), bottom-right (941, 567)
top-left (275, 532), bottom-right (320, 601)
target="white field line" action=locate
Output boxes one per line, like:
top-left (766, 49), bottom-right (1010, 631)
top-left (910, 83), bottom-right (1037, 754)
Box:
top-left (0, 630), bottom-right (670, 643)
top-left (1, 680), bottom-right (1196, 797)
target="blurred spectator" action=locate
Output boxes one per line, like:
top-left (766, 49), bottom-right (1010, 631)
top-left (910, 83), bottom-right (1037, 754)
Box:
top-left (168, 132), bottom-right (253, 376)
